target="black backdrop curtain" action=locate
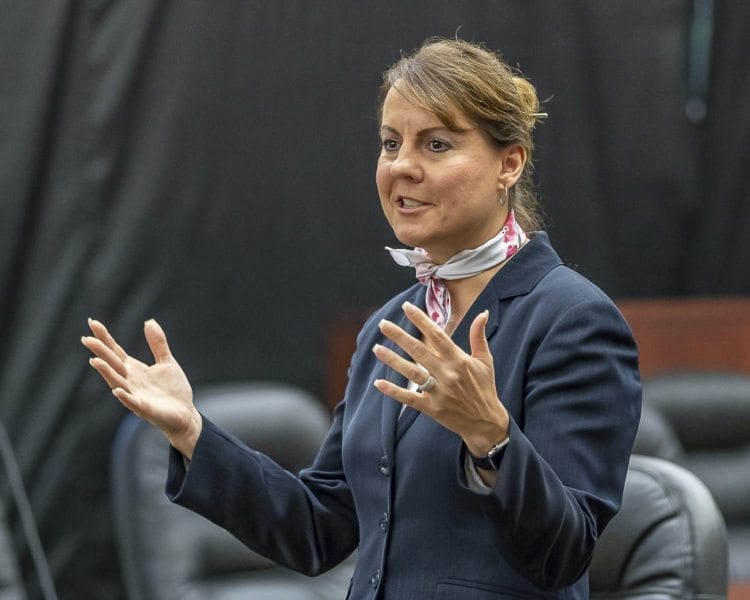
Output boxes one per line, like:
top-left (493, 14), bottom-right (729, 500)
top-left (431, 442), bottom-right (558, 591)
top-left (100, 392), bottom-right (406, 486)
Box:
top-left (1, 1), bottom-right (748, 597)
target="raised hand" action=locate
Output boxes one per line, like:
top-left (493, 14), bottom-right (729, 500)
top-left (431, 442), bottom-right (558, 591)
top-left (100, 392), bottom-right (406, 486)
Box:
top-left (81, 318), bottom-right (202, 458)
top-left (372, 301), bottom-right (508, 460)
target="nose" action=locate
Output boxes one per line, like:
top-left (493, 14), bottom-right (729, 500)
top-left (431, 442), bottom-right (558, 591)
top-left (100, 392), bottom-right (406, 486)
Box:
top-left (389, 146), bottom-right (422, 181)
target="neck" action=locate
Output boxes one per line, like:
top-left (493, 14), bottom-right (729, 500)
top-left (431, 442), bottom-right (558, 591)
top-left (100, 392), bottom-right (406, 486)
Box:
top-left (386, 210), bottom-right (527, 334)
top-left (443, 263), bottom-right (503, 335)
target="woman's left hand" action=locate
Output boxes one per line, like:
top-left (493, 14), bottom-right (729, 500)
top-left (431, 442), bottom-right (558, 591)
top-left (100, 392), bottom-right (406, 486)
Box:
top-left (372, 301), bottom-right (509, 457)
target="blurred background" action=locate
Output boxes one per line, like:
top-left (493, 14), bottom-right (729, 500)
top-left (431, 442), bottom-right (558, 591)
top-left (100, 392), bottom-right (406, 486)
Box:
top-left (1, 1), bottom-right (748, 598)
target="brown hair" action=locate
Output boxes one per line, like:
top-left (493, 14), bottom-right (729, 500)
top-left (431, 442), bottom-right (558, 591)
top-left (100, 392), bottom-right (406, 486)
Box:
top-left (379, 38), bottom-right (545, 230)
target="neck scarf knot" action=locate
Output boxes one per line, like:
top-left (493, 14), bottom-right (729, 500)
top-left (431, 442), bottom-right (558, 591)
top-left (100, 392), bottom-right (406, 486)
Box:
top-left (386, 210), bottom-right (526, 329)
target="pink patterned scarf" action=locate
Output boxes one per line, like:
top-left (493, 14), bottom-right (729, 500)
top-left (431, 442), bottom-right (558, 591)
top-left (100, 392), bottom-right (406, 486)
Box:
top-left (387, 210), bottom-right (526, 329)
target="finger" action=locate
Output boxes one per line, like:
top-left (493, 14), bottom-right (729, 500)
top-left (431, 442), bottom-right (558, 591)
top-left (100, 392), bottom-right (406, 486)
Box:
top-left (89, 357), bottom-right (129, 391)
top-left (81, 335), bottom-right (128, 379)
top-left (88, 318), bottom-right (128, 361)
top-left (373, 378), bottom-right (425, 410)
top-left (372, 343), bottom-right (431, 386)
top-left (112, 387), bottom-right (144, 417)
top-left (378, 319), bottom-right (436, 369)
top-left (144, 319), bottom-right (173, 364)
top-left (469, 310), bottom-right (493, 365)
top-left (401, 302), bottom-right (455, 351)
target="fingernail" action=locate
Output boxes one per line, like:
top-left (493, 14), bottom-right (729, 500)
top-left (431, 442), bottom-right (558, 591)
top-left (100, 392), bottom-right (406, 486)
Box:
top-left (402, 301), bottom-right (413, 310)
top-left (372, 343), bottom-right (381, 353)
top-left (378, 319), bottom-right (388, 329)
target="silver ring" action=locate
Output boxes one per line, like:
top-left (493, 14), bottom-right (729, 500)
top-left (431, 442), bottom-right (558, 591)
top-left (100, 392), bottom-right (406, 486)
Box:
top-left (417, 374), bottom-right (437, 393)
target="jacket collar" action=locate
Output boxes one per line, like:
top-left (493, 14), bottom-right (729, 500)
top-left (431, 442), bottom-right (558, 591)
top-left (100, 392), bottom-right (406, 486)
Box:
top-left (452, 231), bottom-right (562, 350)
top-left (485, 231), bottom-right (562, 300)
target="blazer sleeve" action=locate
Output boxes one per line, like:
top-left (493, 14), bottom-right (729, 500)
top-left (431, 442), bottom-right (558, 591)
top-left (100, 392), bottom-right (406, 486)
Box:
top-left (460, 297), bottom-right (641, 588)
top-left (166, 398), bottom-right (359, 576)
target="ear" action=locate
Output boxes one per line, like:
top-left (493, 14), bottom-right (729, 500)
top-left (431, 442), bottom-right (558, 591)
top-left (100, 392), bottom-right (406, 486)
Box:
top-left (497, 144), bottom-right (526, 190)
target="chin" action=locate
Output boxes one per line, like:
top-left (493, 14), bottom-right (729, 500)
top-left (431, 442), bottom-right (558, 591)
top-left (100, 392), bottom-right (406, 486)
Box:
top-left (388, 221), bottom-right (426, 244)
top-left (394, 233), bottom-right (428, 250)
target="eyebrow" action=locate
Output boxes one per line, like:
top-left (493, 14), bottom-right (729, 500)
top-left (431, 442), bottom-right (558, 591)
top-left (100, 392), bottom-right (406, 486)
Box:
top-left (379, 124), bottom-right (472, 138)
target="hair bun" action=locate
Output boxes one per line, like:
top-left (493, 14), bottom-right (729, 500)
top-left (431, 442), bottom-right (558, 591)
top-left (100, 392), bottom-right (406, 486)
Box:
top-left (512, 76), bottom-right (546, 126)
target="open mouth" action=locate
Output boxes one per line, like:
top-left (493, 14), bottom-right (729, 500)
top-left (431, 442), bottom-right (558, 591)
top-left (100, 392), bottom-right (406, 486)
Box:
top-left (398, 196), bottom-right (427, 209)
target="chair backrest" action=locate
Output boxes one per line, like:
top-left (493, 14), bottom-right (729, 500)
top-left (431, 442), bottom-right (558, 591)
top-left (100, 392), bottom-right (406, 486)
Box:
top-left (642, 371), bottom-right (750, 582)
top-left (110, 381), bottom-right (354, 600)
top-left (0, 498), bottom-right (25, 599)
top-left (631, 402), bottom-right (685, 464)
top-left (0, 421), bottom-right (57, 600)
top-left (589, 454), bottom-right (728, 599)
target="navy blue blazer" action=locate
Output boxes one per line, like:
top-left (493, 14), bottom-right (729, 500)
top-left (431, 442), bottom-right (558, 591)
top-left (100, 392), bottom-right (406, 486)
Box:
top-left (167, 232), bottom-right (641, 599)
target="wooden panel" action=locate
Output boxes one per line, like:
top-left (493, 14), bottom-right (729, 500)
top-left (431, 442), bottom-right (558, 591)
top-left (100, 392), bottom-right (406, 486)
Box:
top-left (617, 296), bottom-right (750, 378)
top-left (325, 310), bottom-right (373, 411)
top-left (326, 296), bottom-right (750, 409)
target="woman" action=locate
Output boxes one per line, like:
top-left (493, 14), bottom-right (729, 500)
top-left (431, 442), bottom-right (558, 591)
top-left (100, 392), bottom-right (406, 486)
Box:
top-left (83, 38), bottom-right (641, 598)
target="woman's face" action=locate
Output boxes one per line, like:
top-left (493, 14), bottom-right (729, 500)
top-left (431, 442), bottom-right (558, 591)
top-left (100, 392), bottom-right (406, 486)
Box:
top-left (376, 87), bottom-right (521, 263)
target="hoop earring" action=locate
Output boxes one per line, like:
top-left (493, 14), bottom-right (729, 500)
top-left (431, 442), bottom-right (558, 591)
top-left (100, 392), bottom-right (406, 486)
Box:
top-left (498, 187), bottom-right (509, 207)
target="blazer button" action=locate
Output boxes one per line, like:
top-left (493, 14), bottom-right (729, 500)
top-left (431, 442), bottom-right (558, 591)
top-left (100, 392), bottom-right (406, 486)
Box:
top-left (379, 512), bottom-right (389, 532)
top-left (379, 456), bottom-right (390, 476)
top-left (369, 569), bottom-right (381, 588)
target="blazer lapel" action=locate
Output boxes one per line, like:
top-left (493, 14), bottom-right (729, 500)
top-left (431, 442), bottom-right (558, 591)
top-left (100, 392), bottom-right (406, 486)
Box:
top-left (380, 393), bottom-right (401, 461)
top-left (381, 289), bottom-right (424, 453)
top-left (395, 404), bottom-right (420, 441)
top-left (450, 290), bottom-right (501, 355)
top-left (449, 232), bottom-right (562, 353)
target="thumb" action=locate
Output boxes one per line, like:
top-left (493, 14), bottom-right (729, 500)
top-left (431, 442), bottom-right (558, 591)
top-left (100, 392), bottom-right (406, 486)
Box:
top-left (469, 310), bottom-right (492, 365)
top-left (144, 319), bottom-right (173, 363)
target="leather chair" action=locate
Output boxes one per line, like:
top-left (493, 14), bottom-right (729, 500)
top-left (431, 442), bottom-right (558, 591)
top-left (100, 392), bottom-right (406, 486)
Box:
top-left (110, 381), bottom-right (355, 600)
top-left (0, 499), bottom-right (24, 598)
top-left (642, 372), bottom-right (750, 582)
top-left (0, 421), bottom-right (57, 600)
top-left (632, 402), bottom-right (685, 464)
top-left (590, 454), bottom-right (728, 599)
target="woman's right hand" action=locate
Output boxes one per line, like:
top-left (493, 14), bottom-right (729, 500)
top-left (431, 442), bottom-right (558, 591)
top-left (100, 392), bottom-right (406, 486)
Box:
top-left (82, 318), bottom-right (202, 458)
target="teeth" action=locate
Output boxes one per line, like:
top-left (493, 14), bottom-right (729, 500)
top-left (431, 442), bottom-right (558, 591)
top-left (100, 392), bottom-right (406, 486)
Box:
top-left (402, 198), bottom-right (424, 208)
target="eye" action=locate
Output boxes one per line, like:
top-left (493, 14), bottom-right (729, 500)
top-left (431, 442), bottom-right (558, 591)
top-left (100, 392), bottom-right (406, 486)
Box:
top-left (427, 139), bottom-right (450, 152)
top-left (380, 138), bottom-right (399, 152)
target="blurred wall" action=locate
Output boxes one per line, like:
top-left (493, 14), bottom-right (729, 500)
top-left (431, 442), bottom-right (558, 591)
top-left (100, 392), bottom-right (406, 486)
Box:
top-left (0, 1), bottom-right (748, 597)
